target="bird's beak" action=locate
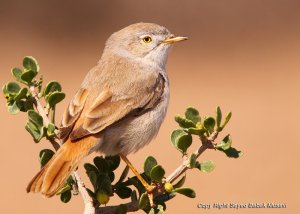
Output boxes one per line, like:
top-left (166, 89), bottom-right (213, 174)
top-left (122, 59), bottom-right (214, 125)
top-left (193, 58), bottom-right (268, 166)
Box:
top-left (161, 36), bottom-right (188, 44)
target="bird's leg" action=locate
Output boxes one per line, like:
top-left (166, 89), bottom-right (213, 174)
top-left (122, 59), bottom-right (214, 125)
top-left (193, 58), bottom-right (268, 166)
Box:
top-left (120, 154), bottom-right (155, 206)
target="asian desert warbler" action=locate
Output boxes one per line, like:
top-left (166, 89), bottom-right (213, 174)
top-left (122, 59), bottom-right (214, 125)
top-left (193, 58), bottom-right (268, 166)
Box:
top-left (26, 22), bottom-right (187, 197)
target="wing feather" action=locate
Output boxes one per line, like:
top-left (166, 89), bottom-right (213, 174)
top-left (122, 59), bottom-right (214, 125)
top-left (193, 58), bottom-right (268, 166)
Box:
top-left (61, 73), bottom-right (165, 142)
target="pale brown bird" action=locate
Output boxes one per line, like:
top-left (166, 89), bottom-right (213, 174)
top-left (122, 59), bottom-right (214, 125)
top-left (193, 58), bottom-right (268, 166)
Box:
top-left (26, 22), bottom-right (187, 197)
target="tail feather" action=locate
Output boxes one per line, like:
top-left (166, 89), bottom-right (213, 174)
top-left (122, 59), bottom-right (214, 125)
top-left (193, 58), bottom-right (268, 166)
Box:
top-left (26, 137), bottom-right (97, 197)
top-left (26, 167), bottom-right (46, 193)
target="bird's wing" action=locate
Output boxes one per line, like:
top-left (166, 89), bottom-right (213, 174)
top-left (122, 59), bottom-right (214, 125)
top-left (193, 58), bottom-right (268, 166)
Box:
top-left (60, 73), bottom-right (165, 142)
top-left (59, 88), bottom-right (89, 141)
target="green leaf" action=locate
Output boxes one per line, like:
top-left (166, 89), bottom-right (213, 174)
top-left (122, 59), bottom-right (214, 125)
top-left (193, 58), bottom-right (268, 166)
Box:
top-left (187, 126), bottom-right (206, 136)
top-left (156, 204), bottom-right (165, 214)
top-left (175, 115), bottom-right (196, 128)
top-left (23, 56), bottom-right (39, 73)
top-left (109, 171), bottom-right (115, 182)
top-left (46, 92), bottom-right (65, 107)
top-left (2, 84), bottom-right (8, 97)
top-left (144, 156), bottom-right (158, 177)
top-left (93, 156), bottom-right (109, 173)
top-left (150, 165), bottom-right (165, 182)
top-left (83, 163), bottom-right (99, 190)
top-left (66, 176), bottom-right (75, 186)
top-left (28, 110), bottom-right (43, 128)
top-left (171, 129), bottom-right (192, 154)
top-left (216, 134), bottom-right (232, 150)
top-left (14, 88), bottom-right (28, 101)
top-left (8, 101), bottom-right (20, 114)
top-left (154, 192), bottom-right (176, 203)
top-left (173, 187), bottom-right (196, 198)
top-left (185, 107), bottom-right (200, 124)
top-left (218, 147), bottom-right (243, 158)
top-left (84, 163), bottom-right (99, 174)
top-left (114, 204), bottom-right (128, 214)
top-left (86, 188), bottom-right (96, 200)
top-left (43, 81), bottom-right (62, 96)
top-left (148, 204), bottom-right (165, 214)
top-left (189, 153), bottom-right (197, 168)
top-left (25, 121), bottom-right (41, 142)
top-left (117, 165), bottom-right (129, 183)
top-left (6, 82), bottom-right (21, 95)
top-left (47, 123), bottom-right (56, 138)
top-left (131, 190), bottom-right (138, 202)
top-left (115, 186), bottom-right (132, 199)
top-left (98, 173), bottom-right (113, 195)
top-left (127, 176), bottom-right (145, 196)
top-left (39, 149), bottom-right (55, 167)
top-left (20, 70), bottom-right (37, 84)
top-left (105, 155), bottom-right (121, 171)
top-left (216, 106), bottom-right (222, 130)
top-left (11, 67), bottom-right (25, 83)
top-left (195, 160), bottom-right (215, 172)
top-left (173, 175), bottom-right (186, 188)
top-left (220, 112), bottom-right (232, 131)
top-left (60, 190), bottom-right (71, 203)
top-left (17, 99), bottom-right (33, 112)
top-left (88, 171), bottom-right (99, 190)
top-left (203, 117), bottom-right (216, 134)
top-left (56, 184), bottom-right (71, 195)
top-left (139, 192), bottom-right (149, 209)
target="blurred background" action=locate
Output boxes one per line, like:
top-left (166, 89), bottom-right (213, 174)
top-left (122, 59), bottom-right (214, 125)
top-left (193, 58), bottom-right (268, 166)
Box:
top-left (1, 0), bottom-right (299, 213)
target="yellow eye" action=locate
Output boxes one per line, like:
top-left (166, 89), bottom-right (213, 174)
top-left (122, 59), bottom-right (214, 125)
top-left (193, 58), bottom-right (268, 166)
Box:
top-left (143, 36), bottom-right (152, 43)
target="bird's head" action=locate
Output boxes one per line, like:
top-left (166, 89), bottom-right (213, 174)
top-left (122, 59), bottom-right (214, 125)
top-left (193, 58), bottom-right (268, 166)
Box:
top-left (103, 22), bottom-right (187, 68)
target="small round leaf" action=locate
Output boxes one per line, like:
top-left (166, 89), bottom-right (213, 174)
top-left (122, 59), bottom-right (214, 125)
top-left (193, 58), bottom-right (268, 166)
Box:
top-left (173, 187), bottom-right (196, 198)
top-left (28, 110), bottom-right (43, 128)
top-left (39, 149), bottom-right (55, 167)
top-left (8, 101), bottom-right (20, 114)
top-left (20, 70), bottom-right (37, 84)
top-left (203, 117), bottom-right (216, 134)
top-left (150, 165), bottom-right (165, 182)
top-left (46, 92), bottom-right (65, 107)
top-left (60, 190), bottom-right (71, 203)
top-left (94, 156), bottom-right (109, 173)
top-left (216, 134), bottom-right (232, 150)
top-left (43, 81), bottom-right (62, 96)
top-left (185, 107), bottom-right (200, 124)
top-left (6, 82), bottom-right (21, 95)
top-left (196, 160), bottom-right (215, 173)
top-left (144, 156), bottom-right (158, 177)
top-left (175, 115), bottom-right (196, 128)
top-left (139, 192), bottom-right (149, 209)
top-left (11, 67), bottom-right (25, 83)
top-left (115, 186), bottom-right (132, 199)
top-left (23, 56), bottom-right (39, 73)
top-left (105, 155), bottom-right (121, 171)
top-left (171, 129), bottom-right (192, 154)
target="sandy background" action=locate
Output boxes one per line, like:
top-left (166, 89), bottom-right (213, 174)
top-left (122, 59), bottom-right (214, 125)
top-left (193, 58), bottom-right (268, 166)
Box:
top-left (1, 0), bottom-right (299, 213)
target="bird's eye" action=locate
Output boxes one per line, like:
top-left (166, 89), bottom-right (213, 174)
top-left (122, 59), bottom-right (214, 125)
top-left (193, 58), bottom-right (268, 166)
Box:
top-left (143, 36), bottom-right (152, 43)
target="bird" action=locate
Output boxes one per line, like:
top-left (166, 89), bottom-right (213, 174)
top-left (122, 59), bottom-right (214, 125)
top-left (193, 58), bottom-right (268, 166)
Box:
top-left (26, 22), bottom-right (187, 197)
